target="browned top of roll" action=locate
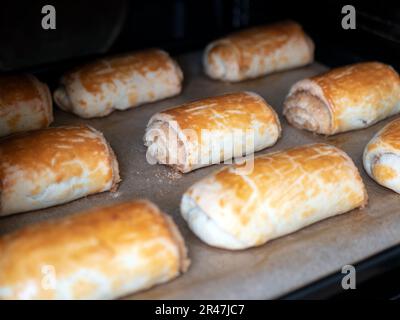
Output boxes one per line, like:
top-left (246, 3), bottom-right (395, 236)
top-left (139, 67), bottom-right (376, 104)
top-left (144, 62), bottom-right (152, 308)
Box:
top-left (210, 143), bottom-right (367, 213)
top-left (209, 21), bottom-right (310, 70)
top-left (63, 49), bottom-right (176, 95)
top-left (0, 125), bottom-right (116, 188)
top-left (367, 117), bottom-right (400, 153)
top-left (0, 200), bottom-right (189, 291)
top-left (159, 91), bottom-right (279, 135)
top-left (310, 62), bottom-right (400, 119)
top-left (0, 75), bottom-right (42, 108)
top-left (312, 62), bottom-right (398, 92)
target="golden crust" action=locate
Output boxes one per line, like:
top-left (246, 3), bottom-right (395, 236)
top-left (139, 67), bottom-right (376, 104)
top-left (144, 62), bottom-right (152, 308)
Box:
top-left (221, 20), bottom-right (310, 67)
top-left (205, 20), bottom-right (314, 81)
top-left (210, 143), bottom-right (367, 215)
top-left (145, 92), bottom-right (281, 173)
top-left (0, 125), bottom-right (114, 184)
top-left (63, 49), bottom-right (179, 95)
top-left (56, 49), bottom-right (183, 118)
top-left (88, 126), bottom-right (121, 191)
top-left (0, 74), bottom-right (53, 135)
top-left (0, 200), bottom-right (189, 299)
top-left (370, 117), bottom-right (400, 151)
top-left (182, 143), bottom-right (368, 249)
top-left (185, 143), bottom-right (367, 249)
top-left (0, 75), bottom-right (42, 107)
top-left (285, 62), bottom-right (400, 135)
top-left (0, 125), bottom-right (120, 216)
top-left (313, 62), bottom-right (400, 132)
top-left (162, 211), bottom-right (190, 273)
top-left (159, 92), bottom-right (280, 136)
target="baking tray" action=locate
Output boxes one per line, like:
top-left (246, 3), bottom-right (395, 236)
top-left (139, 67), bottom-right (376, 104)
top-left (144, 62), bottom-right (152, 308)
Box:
top-left (1, 51), bottom-right (400, 299)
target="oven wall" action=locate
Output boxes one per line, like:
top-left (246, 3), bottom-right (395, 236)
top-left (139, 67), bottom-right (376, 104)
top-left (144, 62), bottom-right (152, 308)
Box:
top-left (0, 0), bottom-right (399, 71)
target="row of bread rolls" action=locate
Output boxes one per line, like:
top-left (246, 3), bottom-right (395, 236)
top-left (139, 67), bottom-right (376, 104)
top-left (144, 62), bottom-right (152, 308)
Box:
top-left (0, 135), bottom-right (393, 298)
top-left (0, 49), bottom-right (183, 137)
top-left (1, 20), bottom-right (400, 299)
top-left (0, 20), bottom-right (311, 137)
top-left (145, 61), bottom-right (400, 173)
top-left (2, 61), bottom-right (399, 142)
top-left (2, 21), bottom-right (398, 138)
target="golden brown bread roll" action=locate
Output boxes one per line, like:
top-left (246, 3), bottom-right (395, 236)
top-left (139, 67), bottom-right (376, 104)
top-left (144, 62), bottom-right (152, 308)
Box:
top-left (284, 62), bottom-right (400, 135)
top-left (364, 117), bottom-right (400, 193)
top-left (0, 74), bottom-right (53, 137)
top-left (0, 200), bottom-right (189, 299)
top-left (144, 91), bottom-right (281, 173)
top-left (181, 143), bottom-right (367, 250)
top-left (54, 49), bottom-right (183, 118)
top-left (203, 20), bottom-right (314, 82)
top-left (0, 125), bottom-right (120, 216)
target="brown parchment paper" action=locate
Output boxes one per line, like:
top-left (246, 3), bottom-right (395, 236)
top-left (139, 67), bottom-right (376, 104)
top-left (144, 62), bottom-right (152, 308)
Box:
top-left (1, 52), bottom-right (400, 299)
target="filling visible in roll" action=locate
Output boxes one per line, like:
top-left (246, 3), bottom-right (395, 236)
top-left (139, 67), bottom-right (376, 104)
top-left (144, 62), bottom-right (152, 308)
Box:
top-left (283, 90), bottom-right (331, 134)
top-left (144, 92), bottom-right (281, 173)
top-left (285, 62), bottom-right (400, 135)
top-left (144, 120), bottom-right (187, 171)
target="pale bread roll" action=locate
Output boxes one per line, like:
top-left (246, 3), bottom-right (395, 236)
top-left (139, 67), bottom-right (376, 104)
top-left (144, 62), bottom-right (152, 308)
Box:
top-left (0, 200), bottom-right (189, 299)
top-left (203, 20), bottom-right (314, 82)
top-left (54, 49), bottom-right (183, 118)
top-left (364, 117), bottom-right (400, 193)
top-left (284, 62), bottom-right (400, 135)
top-left (181, 143), bottom-right (367, 250)
top-left (0, 125), bottom-right (120, 216)
top-left (144, 92), bottom-right (281, 173)
top-left (0, 74), bottom-right (53, 137)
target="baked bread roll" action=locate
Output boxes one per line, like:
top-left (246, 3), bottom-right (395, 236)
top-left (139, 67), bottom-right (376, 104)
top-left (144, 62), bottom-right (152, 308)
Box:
top-left (203, 20), bottom-right (314, 82)
top-left (181, 143), bottom-right (367, 250)
top-left (144, 92), bottom-right (281, 173)
top-left (54, 49), bottom-right (183, 118)
top-left (0, 125), bottom-right (120, 216)
top-left (363, 117), bottom-right (400, 193)
top-left (0, 74), bottom-right (53, 137)
top-left (284, 62), bottom-right (400, 135)
top-left (0, 200), bottom-right (190, 300)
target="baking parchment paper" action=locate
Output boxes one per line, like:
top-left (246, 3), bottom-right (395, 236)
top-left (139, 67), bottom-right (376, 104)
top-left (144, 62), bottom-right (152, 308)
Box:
top-left (1, 52), bottom-right (400, 299)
